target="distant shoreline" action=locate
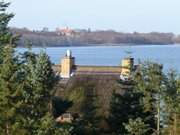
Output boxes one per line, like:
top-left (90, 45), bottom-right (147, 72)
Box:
top-left (11, 27), bottom-right (180, 47)
top-left (17, 43), bottom-right (180, 48)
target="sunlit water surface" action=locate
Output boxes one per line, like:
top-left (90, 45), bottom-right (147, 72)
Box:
top-left (17, 44), bottom-right (180, 72)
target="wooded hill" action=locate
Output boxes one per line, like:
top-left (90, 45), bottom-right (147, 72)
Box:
top-left (10, 27), bottom-right (180, 47)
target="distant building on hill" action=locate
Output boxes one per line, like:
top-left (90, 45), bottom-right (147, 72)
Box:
top-left (56, 27), bottom-right (75, 37)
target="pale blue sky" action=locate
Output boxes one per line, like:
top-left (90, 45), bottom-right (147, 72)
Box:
top-left (8, 0), bottom-right (180, 34)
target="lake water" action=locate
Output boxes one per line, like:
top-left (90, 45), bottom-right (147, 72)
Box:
top-left (17, 44), bottom-right (180, 72)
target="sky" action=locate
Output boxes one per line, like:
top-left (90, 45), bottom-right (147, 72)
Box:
top-left (8, 0), bottom-right (180, 34)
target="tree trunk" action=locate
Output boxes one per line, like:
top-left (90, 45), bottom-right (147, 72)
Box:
top-left (157, 97), bottom-right (160, 135)
top-left (173, 113), bottom-right (177, 135)
top-left (6, 122), bottom-right (10, 135)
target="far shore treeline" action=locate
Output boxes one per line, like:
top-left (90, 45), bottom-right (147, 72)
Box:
top-left (10, 27), bottom-right (180, 47)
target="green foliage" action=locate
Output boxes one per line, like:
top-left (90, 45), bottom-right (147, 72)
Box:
top-left (135, 61), bottom-right (164, 95)
top-left (163, 70), bottom-right (180, 135)
top-left (82, 93), bottom-right (100, 135)
top-left (52, 97), bottom-right (73, 118)
top-left (0, 1), bottom-right (72, 134)
top-left (108, 79), bottom-right (143, 134)
top-left (0, 47), bottom-right (59, 134)
top-left (0, 1), bottom-right (27, 134)
top-left (108, 61), bottom-right (166, 135)
top-left (19, 50), bottom-right (57, 134)
top-left (108, 88), bottom-right (143, 134)
top-left (37, 113), bottom-right (72, 135)
top-left (0, 3), bottom-right (180, 134)
top-left (0, 45), bottom-right (25, 134)
top-left (69, 83), bottom-right (100, 135)
top-left (134, 61), bottom-right (165, 134)
top-left (0, 0), bottom-right (24, 128)
top-left (0, 1), bottom-right (14, 45)
top-left (124, 118), bottom-right (150, 135)
top-left (164, 70), bottom-right (180, 113)
top-left (68, 87), bottom-right (86, 112)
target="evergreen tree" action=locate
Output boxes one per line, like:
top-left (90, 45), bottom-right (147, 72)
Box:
top-left (0, 46), bottom-right (25, 135)
top-left (0, 1), bottom-right (25, 134)
top-left (134, 61), bottom-right (165, 135)
top-left (124, 117), bottom-right (150, 135)
top-left (37, 113), bottom-right (72, 135)
top-left (0, 1), bottom-right (66, 134)
top-left (20, 50), bottom-right (57, 134)
top-left (73, 84), bottom-right (100, 135)
top-left (0, 1), bottom-right (14, 44)
top-left (0, 1), bottom-right (15, 62)
top-left (83, 93), bottom-right (99, 134)
top-left (163, 70), bottom-right (180, 135)
top-left (108, 79), bottom-right (144, 135)
top-left (108, 62), bottom-right (165, 135)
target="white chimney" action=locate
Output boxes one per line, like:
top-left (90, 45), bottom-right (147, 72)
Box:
top-left (66, 50), bottom-right (71, 57)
